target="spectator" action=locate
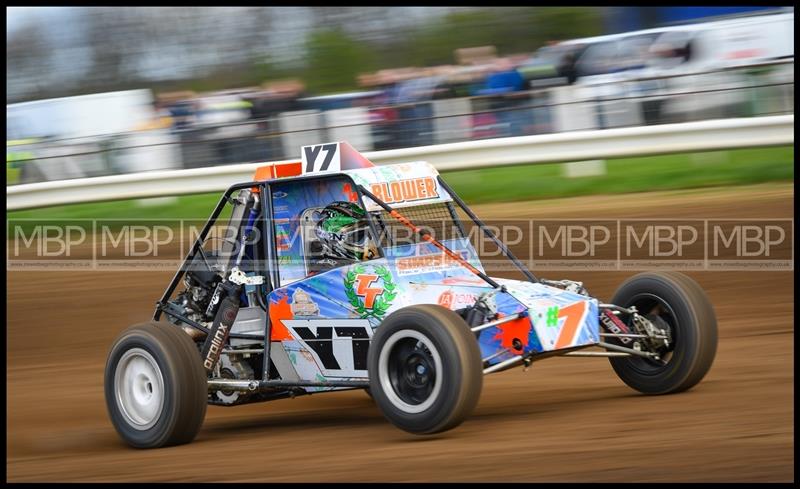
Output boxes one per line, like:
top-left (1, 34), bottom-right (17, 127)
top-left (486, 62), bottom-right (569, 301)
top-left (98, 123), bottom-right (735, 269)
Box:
top-left (557, 51), bottom-right (579, 85)
top-left (168, 99), bottom-right (197, 131)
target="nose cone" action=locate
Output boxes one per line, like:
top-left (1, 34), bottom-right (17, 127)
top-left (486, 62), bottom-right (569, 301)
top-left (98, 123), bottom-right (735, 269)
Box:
top-left (493, 278), bottom-right (600, 352)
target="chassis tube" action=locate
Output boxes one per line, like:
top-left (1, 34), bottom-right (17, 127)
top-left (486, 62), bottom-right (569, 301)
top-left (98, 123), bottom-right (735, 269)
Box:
top-left (208, 379), bottom-right (370, 392)
top-left (261, 182), bottom-right (275, 382)
top-left (597, 341), bottom-right (658, 358)
top-left (483, 355), bottom-right (524, 374)
top-left (471, 313), bottom-right (523, 332)
top-left (562, 351), bottom-right (631, 357)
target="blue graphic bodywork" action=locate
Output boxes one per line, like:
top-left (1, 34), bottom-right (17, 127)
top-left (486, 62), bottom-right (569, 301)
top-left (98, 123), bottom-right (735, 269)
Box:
top-left (257, 161), bottom-right (599, 385)
top-left (268, 237), bottom-right (599, 381)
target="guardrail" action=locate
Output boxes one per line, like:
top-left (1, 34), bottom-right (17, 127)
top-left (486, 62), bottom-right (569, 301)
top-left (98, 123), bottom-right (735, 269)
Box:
top-left (6, 115), bottom-right (793, 210)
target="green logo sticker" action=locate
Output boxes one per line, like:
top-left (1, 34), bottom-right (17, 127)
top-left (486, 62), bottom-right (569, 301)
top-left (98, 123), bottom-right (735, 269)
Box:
top-left (546, 306), bottom-right (559, 328)
top-left (344, 264), bottom-right (397, 319)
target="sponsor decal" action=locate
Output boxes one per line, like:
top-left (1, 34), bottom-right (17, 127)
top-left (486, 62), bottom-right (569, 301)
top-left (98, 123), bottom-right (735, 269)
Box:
top-left (272, 191), bottom-right (288, 199)
top-left (205, 282), bottom-right (224, 317)
top-left (533, 300), bottom-right (590, 350)
top-left (369, 176), bottom-right (439, 205)
top-left (725, 48), bottom-right (764, 60)
top-left (554, 301), bottom-right (589, 349)
top-left (283, 318), bottom-right (373, 377)
top-left (344, 264), bottom-right (397, 319)
top-left (440, 276), bottom-right (487, 286)
top-left (290, 288), bottom-right (320, 317)
top-left (600, 309), bottom-right (632, 344)
top-left (276, 228), bottom-right (291, 251)
top-left (202, 296), bottom-right (239, 371)
top-left (203, 321), bottom-right (230, 370)
top-left (437, 290), bottom-right (479, 309)
top-left (395, 250), bottom-right (469, 276)
top-left (341, 183), bottom-right (359, 203)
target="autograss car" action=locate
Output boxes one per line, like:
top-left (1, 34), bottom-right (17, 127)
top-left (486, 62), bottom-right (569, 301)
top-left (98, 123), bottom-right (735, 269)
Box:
top-left (104, 142), bottom-right (717, 448)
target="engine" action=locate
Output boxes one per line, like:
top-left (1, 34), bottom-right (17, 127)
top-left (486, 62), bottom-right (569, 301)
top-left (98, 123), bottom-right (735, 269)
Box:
top-left (172, 261), bottom-right (222, 326)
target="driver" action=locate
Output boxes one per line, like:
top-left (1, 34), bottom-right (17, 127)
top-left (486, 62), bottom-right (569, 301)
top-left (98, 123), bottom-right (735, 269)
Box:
top-left (310, 201), bottom-right (378, 272)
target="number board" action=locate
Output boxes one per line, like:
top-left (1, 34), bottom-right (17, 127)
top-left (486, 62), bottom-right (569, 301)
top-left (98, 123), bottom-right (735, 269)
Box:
top-left (301, 142), bottom-right (341, 175)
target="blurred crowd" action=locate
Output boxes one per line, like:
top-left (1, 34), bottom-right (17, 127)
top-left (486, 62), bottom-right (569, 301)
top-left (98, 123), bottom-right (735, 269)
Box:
top-left (7, 10), bottom-right (793, 185)
top-left (148, 8), bottom-right (794, 140)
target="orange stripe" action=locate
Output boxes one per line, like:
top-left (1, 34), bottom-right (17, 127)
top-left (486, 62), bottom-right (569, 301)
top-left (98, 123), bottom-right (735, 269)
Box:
top-left (555, 301), bottom-right (587, 349)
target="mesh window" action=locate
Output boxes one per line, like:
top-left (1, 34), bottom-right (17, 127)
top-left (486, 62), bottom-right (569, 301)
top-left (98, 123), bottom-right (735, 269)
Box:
top-left (365, 195), bottom-right (532, 281)
top-left (370, 202), bottom-right (467, 248)
top-left (449, 204), bottom-right (532, 281)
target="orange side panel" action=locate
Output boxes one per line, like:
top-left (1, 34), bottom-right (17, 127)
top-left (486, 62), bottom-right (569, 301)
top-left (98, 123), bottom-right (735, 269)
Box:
top-left (267, 294), bottom-right (294, 341)
top-left (274, 161), bottom-right (303, 178)
top-left (253, 165), bottom-right (276, 181)
top-left (253, 161), bottom-right (303, 182)
top-left (493, 315), bottom-right (533, 351)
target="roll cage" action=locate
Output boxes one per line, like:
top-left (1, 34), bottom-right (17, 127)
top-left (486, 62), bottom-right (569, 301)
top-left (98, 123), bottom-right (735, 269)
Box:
top-left (152, 170), bottom-right (543, 389)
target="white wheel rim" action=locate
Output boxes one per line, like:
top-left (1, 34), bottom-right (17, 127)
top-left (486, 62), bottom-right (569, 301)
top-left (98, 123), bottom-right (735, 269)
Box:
top-left (115, 348), bottom-right (165, 430)
top-left (378, 329), bottom-right (443, 414)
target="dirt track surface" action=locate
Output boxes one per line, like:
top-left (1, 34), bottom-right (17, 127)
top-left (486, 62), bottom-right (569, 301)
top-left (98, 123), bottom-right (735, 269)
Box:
top-left (7, 183), bottom-right (794, 482)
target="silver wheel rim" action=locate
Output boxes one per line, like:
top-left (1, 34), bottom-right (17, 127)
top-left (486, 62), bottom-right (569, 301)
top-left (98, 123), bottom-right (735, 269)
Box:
top-left (114, 348), bottom-right (165, 431)
top-left (378, 329), bottom-right (443, 414)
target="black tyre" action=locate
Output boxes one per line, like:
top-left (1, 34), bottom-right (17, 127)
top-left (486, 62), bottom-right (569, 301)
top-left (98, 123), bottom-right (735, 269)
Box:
top-left (608, 272), bottom-right (717, 395)
top-left (105, 321), bottom-right (208, 448)
top-left (368, 304), bottom-right (482, 434)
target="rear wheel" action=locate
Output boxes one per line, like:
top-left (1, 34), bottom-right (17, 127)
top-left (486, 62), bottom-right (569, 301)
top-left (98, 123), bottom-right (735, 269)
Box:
top-left (608, 272), bottom-right (717, 395)
top-left (105, 322), bottom-right (207, 448)
top-left (368, 304), bottom-right (482, 434)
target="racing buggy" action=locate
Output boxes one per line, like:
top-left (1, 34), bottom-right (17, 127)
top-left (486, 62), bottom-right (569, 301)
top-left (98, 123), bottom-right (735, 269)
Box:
top-left (105, 142), bottom-right (717, 448)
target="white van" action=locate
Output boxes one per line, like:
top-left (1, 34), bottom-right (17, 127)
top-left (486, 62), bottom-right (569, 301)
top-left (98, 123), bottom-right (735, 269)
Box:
top-left (560, 10), bottom-right (794, 126)
top-left (564, 29), bottom-right (679, 127)
top-left (643, 11), bottom-right (794, 121)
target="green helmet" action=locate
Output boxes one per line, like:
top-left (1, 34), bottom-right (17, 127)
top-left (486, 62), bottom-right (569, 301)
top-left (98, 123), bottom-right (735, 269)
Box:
top-left (314, 201), bottom-right (375, 261)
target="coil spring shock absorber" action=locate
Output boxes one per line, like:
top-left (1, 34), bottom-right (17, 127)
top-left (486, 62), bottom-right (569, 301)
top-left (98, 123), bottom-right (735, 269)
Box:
top-left (200, 191), bottom-right (264, 373)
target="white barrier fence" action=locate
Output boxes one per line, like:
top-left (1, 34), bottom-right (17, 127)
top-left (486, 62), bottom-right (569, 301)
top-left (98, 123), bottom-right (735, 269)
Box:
top-left (6, 115), bottom-right (793, 211)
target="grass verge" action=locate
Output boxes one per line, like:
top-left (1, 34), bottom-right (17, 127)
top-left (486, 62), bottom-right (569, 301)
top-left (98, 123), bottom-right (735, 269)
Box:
top-left (7, 146), bottom-right (793, 224)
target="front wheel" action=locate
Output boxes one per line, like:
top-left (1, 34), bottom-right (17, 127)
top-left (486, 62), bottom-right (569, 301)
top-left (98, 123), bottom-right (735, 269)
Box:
top-left (608, 271), bottom-right (717, 395)
top-left (368, 304), bottom-right (483, 434)
top-left (104, 321), bottom-right (208, 448)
